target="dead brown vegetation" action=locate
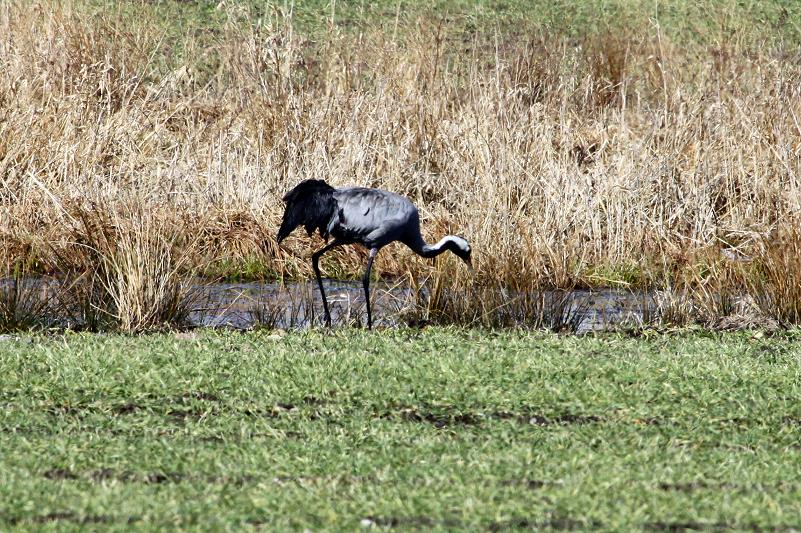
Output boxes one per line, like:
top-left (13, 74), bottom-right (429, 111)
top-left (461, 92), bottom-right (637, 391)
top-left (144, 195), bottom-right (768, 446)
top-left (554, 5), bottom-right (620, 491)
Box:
top-left (1, 1), bottom-right (800, 329)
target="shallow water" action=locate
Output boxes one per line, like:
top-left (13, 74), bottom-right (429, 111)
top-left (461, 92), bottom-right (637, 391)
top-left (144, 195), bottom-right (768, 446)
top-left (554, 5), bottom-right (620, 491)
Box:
top-left (189, 279), bottom-right (416, 329)
top-left (1, 277), bottom-right (654, 332)
top-left (189, 281), bottom-right (653, 332)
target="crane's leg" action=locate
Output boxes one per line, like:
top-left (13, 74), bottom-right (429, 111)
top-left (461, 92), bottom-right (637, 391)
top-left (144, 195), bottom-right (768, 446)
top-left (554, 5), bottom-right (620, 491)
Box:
top-left (311, 239), bottom-right (344, 327)
top-left (362, 248), bottom-right (379, 329)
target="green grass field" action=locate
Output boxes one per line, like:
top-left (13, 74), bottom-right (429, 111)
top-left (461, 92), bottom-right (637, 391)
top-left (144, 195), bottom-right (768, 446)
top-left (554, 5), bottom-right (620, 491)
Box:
top-left (108, 0), bottom-right (801, 46)
top-left (2, 328), bottom-right (801, 530)
top-left (86, 0), bottom-right (801, 86)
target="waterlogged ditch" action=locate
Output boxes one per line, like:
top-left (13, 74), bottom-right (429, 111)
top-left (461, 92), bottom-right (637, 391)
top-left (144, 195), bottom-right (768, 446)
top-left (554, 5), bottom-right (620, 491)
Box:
top-left (1, 277), bottom-right (653, 332)
top-left (196, 282), bottom-right (652, 332)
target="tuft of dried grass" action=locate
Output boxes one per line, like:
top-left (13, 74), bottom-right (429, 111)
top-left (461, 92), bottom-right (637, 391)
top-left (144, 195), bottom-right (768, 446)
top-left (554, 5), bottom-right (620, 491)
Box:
top-left (48, 202), bottom-right (197, 332)
top-left (746, 228), bottom-right (801, 327)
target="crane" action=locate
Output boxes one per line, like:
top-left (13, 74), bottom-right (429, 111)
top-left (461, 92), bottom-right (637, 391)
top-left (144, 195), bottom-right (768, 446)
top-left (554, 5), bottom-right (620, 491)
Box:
top-left (276, 179), bottom-right (472, 329)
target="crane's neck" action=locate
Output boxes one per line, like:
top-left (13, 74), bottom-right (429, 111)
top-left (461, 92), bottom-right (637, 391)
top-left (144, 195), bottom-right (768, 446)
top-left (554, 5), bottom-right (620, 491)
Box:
top-left (413, 235), bottom-right (470, 258)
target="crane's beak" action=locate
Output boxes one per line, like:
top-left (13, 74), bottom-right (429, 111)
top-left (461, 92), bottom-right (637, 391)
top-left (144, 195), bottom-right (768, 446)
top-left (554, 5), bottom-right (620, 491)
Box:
top-left (464, 256), bottom-right (474, 272)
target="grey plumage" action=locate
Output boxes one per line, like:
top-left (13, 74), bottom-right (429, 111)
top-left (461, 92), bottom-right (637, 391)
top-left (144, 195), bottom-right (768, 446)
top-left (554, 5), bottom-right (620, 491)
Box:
top-left (277, 179), bottom-right (472, 329)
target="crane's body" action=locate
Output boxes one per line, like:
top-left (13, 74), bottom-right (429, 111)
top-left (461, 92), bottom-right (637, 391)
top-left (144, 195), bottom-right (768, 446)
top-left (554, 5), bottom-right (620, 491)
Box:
top-left (277, 179), bottom-right (472, 329)
top-left (328, 187), bottom-right (419, 248)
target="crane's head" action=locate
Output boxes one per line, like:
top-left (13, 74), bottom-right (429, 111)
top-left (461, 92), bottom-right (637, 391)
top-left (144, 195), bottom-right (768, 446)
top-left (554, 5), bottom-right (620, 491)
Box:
top-left (450, 236), bottom-right (472, 270)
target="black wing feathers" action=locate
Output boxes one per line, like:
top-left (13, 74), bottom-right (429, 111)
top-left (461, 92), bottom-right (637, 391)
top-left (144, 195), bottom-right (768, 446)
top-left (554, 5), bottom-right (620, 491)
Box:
top-left (277, 179), bottom-right (337, 242)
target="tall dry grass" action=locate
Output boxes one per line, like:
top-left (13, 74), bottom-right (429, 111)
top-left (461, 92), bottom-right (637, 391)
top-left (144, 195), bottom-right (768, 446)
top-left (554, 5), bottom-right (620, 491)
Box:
top-left (45, 202), bottom-right (197, 332)
top-left (1, 1), bottom-right (801, 328)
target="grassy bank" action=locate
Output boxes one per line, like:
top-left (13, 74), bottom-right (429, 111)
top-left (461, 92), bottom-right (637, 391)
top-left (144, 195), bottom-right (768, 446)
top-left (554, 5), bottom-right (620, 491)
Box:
top-left (1, 0), bottom-right (801, 329)
top-left (2, 328), bottom-right (801, 529)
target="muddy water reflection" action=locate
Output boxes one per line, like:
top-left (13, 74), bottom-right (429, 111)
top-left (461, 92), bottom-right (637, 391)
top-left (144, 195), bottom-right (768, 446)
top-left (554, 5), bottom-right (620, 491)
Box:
top-left (191, 281), bottom-right (653, 332)
top-left (1, 277), bottom-right (654, 331)
top-left (191, 280), bottom-right (415, 329)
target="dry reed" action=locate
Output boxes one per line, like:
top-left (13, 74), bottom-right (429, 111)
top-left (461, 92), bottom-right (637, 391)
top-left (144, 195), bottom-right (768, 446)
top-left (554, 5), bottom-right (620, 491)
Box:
top-left (46, 202), bottom-right (197, 332)
top-left (1, 1), bottom-right (800, 329)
